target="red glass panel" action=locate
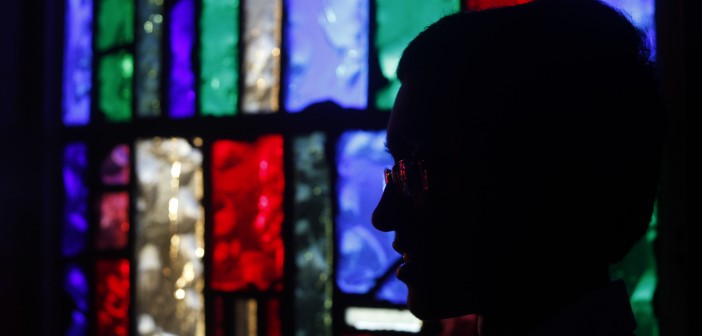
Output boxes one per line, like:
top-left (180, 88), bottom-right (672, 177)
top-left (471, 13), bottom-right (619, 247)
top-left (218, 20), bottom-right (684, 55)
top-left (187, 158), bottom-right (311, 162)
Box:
top-left (96, 192), bottom-right (130, 250)
top-left (95, 259), bottom-right (130, 336)
top-left (466, 0), bottom-right (531, 11)
top-left (210, 135), bottom-right (285, 292)
top-left (266, 299), bottom-right (282, 336)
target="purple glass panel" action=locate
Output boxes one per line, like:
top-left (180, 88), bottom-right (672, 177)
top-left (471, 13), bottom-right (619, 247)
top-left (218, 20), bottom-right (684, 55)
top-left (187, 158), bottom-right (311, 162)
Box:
top-left (169, 0), bottom-right (196, 118)
top-left (335, 130), bottom-right (399, 295)
top-left (100, 144), bottom-right (130, 185)
top-left (284, 0), bottom-right (369, 112)
top-left (63, 143), bottom-right (88, 256)
top-left (62, 0), bottom-right (93, 125)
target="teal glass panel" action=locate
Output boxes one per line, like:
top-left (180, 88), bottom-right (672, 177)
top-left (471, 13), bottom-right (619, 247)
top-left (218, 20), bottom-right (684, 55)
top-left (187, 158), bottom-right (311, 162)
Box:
top-left (98, 51), bottom-right (134, 122)
top-left (200, 0), bottom-right (239, 116)
top-left (292, 132), bottom-right (333, 336)
top-left (136, 0), bottom-right (164, 117)
top-left (374, 0), bottom-right (459, 110)
top-left (610, 200), bottom-right (660, 336)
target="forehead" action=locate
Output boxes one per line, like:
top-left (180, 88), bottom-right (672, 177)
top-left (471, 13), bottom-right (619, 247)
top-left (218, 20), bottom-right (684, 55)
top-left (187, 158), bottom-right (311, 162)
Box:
top-left (386, 83), bottom-right (432, 159)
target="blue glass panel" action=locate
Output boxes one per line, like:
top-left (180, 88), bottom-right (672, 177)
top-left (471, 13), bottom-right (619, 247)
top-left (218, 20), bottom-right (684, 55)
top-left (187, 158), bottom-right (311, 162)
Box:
top-left (284, 0), bottom-right (369, 112)
top-left (335, 130), bottom-right (397, 294)
top-left (601, 0), bottom-right (657, 60)
top-left (62, 0), bottom-right (93, 125)
top-left (64, 263), bottom-right (88, 336)
top-left (62, 143), bottom-right (88, 256)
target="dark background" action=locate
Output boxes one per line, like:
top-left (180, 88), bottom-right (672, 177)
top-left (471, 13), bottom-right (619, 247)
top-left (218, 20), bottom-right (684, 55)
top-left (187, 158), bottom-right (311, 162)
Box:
top-left (0, 0), bottom-right (696, 335)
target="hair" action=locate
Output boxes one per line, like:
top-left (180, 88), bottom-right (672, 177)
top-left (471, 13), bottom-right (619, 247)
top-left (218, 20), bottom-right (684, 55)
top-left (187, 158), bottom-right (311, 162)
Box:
top-left (396, 0), bottom-right (664, 264)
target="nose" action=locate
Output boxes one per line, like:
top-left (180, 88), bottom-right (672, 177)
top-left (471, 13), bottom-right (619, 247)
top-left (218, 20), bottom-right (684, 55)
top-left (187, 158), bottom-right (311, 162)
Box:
top-left (371, 182), bottom-right (400, 232)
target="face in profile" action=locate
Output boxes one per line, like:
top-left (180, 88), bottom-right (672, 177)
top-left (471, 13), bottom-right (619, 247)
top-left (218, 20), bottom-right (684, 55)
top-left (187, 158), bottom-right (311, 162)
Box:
top-left (372, 82), bottom-right (505, 320)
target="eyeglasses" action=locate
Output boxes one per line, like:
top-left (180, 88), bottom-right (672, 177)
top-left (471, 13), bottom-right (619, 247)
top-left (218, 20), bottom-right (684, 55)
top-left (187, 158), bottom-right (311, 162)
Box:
top-left (384, 159), bottom-right (429, 196)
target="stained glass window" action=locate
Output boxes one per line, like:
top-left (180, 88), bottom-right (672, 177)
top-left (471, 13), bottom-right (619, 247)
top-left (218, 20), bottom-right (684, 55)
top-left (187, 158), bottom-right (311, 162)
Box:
top-left (57, 0), bottom-right (659, 335)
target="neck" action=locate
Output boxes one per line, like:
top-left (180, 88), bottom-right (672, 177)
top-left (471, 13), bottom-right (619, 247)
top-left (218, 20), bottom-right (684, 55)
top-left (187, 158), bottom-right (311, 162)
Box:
top-left (478, 267), bottom-right (611, 336)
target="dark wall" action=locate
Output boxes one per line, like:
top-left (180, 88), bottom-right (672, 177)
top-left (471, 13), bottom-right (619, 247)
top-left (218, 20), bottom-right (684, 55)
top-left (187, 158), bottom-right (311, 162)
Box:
top-left (655, 0), bottom-right (697, 335)
top-left (0, 0), bottom-right (695, 335)
top-left (0, 0), bottom-right (60, 334)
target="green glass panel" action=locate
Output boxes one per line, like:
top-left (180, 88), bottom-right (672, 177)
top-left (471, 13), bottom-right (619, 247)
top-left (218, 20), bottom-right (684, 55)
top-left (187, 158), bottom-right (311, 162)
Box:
top-left (610, 199), bottom-right (659, 336)
top-left (374, 0), bottom-right (459, 110)
top-left (99, 51), bottom-right (134, 122)
top-left (97, 0), bottom-right (135, 51)
top-left (200, 0), bottom-right (239, 116)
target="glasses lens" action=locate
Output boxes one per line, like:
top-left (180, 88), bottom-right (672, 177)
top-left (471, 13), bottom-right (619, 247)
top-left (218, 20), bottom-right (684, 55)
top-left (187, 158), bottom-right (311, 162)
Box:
top-left (385, 160), bottom-right (428, 196)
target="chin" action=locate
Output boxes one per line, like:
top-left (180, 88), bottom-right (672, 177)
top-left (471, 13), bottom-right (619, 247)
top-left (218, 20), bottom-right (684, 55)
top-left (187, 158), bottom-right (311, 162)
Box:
top-left (406, 285), bottom-right (469, 321)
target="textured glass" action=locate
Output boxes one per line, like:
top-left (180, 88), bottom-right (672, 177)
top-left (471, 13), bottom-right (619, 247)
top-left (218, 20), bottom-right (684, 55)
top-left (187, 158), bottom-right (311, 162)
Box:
top-left (610, 201), bottom-right (660, 336)
top-left (335, 130), bottom-right (406, 304)
top-left (135, 138), bottom-right (206, 336)
top-left (465, 0), bottom-right (531, 10)
top-left (97, 0), bottom-right (134, 51)
top-left (242, 0), bottom-right (282, 113)
top-left (136, 0), bottom-right (164, 117)
top-left (96, 192), bottom-right (130, 250)
top-left (64, 264), bottom-right (88, 336)
top-left (267, 299), bottom-right (282, 336)
top-left (292, 133), bottom-right (333, 336)
top-left (100, 144), bottom-right (130, 185)
top-left (210, 136), bottom-right (285, 292)
top-left (62, 143), bottom-right (88, 257)
top-left (601, 0), bottom-right (656, 60)
top-left (284, 0), bottom-right (369, 112)
top-left (200, 0), bottom-right (239, 116)
top-left (95, 259), bottom-right (130, 336)
top-left (99, 51), bottom-right (134, 122)
top-left (374, 0), bottom-right (459, 110)
top-left (169, 0), bottom-right (196, 118)
top-left (63, 0), bottom-right (93, 126)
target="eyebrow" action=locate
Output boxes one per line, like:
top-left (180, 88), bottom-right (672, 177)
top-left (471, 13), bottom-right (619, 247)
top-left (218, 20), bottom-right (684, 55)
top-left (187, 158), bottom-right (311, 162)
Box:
top-left (385, 137), bottom-right (423, 161)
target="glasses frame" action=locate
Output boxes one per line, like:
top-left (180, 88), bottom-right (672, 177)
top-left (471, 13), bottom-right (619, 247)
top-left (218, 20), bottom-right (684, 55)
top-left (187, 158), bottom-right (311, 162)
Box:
top-left (384, 159), bottom-right (429, 196)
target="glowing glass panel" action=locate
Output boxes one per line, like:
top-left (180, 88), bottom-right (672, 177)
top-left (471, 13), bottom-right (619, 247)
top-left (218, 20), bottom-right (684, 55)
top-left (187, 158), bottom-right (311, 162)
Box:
top-left (62, 0), bottom-right (93, 126)
top-left (335, 130), bottom-right (406, 303)
top-left (466, 0), bottom-right (531, 11)
top-left (100, 144), bottom-right (130, 185)
top-left (200, 0), bottom-right (239, 116)
top-left (292, 133), bottom-right (333, 336)
top-left (97, 0), bottom-right (134, 51)
top-left (169, 0), bottom-right (197, 118)
top-left (601, 0), bottom-right (657, 60)
top-left (136, 0), bottom-right (164, 117)
top-left (96, 192), bottom-right (130, 250)
top-left (62, 143), bottom-right (88, 257)
top-left (95, 259), bottom-right (130, 336)
top-left (374, 0), bottom-right (459, 110)
top-left (98, 51), bottom-right (134, 122)
top-left (64, 264), bottom-right (88, 336)
top-left (284, 0), bottom-right (369, 112)
top-left (135, 137), bottom-right (206, 335)
top-left (210, 136), bottom-right (285, 292)
top-left (242, 0), bottom-right (282, 113)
